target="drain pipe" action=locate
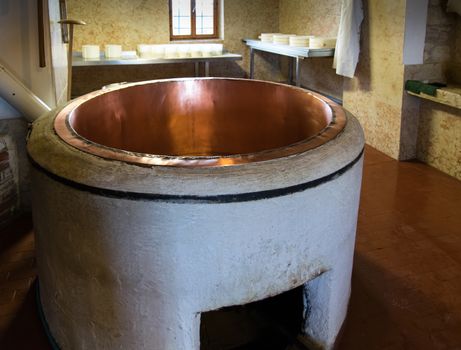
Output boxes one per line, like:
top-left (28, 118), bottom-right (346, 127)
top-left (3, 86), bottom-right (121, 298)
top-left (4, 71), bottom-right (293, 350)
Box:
top-left (0, 61), bottom-right (51, 122)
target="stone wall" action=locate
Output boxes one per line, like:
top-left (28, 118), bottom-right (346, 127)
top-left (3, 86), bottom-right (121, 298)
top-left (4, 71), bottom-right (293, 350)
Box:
top-left (0, 116), bottom-right (31, 225)
top-left (0, 139), bottom-right (18, 226)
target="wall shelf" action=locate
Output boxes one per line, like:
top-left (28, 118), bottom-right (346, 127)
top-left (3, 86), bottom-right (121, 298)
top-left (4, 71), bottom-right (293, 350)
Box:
top-left (407, 85), bottom-right (461, 110)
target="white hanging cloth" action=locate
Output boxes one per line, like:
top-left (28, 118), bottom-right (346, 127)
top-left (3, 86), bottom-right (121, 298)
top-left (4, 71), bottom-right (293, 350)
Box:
top-left (333, 0), bottom-right (364, 78)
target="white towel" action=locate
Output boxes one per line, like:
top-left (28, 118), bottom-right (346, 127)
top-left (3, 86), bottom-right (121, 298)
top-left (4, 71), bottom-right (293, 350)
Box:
top-left (333, 0), bottom-right (364, 78)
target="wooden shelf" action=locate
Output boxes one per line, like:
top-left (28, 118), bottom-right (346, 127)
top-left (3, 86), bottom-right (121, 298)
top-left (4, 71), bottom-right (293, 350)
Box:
top-left (407, 85), bottom-right (461, 110)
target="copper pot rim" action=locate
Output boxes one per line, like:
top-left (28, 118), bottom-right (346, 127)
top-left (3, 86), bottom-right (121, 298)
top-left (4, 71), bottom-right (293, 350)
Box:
top-left (54, 78), bottom-right (347, 168)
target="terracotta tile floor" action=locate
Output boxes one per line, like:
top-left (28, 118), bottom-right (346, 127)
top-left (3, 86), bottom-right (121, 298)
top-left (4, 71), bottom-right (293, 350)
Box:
top-left (0, 145), bottom-right (460, 349)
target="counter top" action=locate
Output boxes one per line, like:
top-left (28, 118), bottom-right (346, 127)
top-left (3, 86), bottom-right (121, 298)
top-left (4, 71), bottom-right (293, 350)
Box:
top-left (72, 51), bottom-right (242, 67)
top-left (243, 39), bottom-right (335, 59)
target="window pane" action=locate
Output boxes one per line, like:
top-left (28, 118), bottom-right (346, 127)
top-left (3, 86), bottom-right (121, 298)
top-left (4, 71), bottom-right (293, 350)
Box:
top-left (172, 0), bottom-right (191, 36)
top-left (195, 0), bottom-right (215, 35)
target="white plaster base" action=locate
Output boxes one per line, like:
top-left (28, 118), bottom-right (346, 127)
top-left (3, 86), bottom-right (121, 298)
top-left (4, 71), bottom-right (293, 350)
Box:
top-left (32, 155), bottom-right (362, 350)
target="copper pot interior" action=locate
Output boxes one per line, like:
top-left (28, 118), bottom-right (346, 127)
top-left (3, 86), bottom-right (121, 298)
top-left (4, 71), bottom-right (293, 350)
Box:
top-left (69, 79), bottom-right (334, 157)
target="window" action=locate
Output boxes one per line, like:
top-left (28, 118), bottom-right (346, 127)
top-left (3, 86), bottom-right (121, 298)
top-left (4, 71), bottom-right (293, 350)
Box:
top-left (169, 0), bottom-right (219, 40)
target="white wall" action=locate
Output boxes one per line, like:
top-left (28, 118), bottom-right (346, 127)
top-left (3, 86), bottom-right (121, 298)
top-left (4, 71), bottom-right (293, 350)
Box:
top-left (0, 0), bottom-right (56, 107)
top-left (0, 0), bottom-right (68, 109)
top-left (403, 0), bottom-right (429, 65)
top-left (0, 97), bottom-right (21, 120)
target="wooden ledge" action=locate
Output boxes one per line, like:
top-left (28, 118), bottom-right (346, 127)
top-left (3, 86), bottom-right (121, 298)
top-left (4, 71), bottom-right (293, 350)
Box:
top-left (407, 84), bottom-right (461, 110)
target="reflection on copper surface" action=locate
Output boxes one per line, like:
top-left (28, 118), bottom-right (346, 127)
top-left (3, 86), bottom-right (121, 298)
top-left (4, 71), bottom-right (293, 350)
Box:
top-left (54, 78), bottom-right (346, 167)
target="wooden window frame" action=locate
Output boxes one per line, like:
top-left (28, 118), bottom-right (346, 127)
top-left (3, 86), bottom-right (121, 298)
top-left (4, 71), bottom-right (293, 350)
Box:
top-left (169, 0), bottom-right (219, 40)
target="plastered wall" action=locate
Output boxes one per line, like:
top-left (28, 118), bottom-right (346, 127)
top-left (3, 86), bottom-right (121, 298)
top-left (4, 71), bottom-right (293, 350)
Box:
top-left (68, 0), bottom-right (344, 96)
top-left (417, 102), bottom-right (461, 179)
top-left (68, 0), bottom-right (283, 95)
top-left (412, 0), bottom-right (461, 180)
top-left (343, 0), bottom-right (460, 179)
top-left (343, 0), bottom-right (407, 160)
top-left (451, 17), bottom-right (461, 82)
top-left (278, 0), bottom-right (343, 99)
top-left (67, 0), bottom-right (169, 50)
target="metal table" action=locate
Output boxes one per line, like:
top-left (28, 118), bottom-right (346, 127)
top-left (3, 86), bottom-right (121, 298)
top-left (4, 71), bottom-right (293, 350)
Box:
top-left (243, 39), bottom-right (335, 86)
top-left (72, 51), bottom-right (242, 77)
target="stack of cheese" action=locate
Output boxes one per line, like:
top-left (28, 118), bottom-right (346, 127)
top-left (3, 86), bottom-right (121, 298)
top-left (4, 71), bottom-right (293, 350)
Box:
top-left (288, 35), bottom-right (313, 47)
top-left (273, 34), bottom-right (293, 45)
top-left (137, 44), bottom-right (157, 58)
top-left (189, 44), bottom-right (223, 57)
top-left (309, 37), bottom-right (337, 49)
top-left (81, 45), bottom-right (100, 59)
top-left (104, 45), bottom-right (122, 58)
top-left (260, 33), bottom-right (280, 43)
top-left (136, 44), bottom-right (224, 59)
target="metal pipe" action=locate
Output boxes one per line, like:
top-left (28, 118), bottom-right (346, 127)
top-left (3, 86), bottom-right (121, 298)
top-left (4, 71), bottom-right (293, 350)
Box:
top-left (0, 61), bottom-right (51, 122)
top-left (249, 48), bottom-right (255, 79)
top-left (194, 62), bottom-right (199, 77)
top-left (288, 58), bottom-right (293, 85)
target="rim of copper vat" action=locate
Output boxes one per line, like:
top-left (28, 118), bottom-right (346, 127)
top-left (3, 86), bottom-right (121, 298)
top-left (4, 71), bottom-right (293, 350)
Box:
top-left (54, 78), bottom-right (347, 168)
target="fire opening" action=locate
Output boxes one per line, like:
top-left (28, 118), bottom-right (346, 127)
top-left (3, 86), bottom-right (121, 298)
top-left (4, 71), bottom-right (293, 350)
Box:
top-left (200, 286), bottom-right (309, 350)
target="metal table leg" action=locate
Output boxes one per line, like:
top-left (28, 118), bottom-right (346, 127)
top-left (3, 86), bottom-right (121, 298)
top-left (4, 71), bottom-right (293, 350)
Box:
top-left (288, 58), bottom-right (293, 85)
top-left (249, 48), bottom-right (255, 79)
top-left (295, 57), bottom-right (301, 87)
top-left (205, 61), bottom-right (210, 77)
top-left (195, 62), bottom-right (200, 77)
